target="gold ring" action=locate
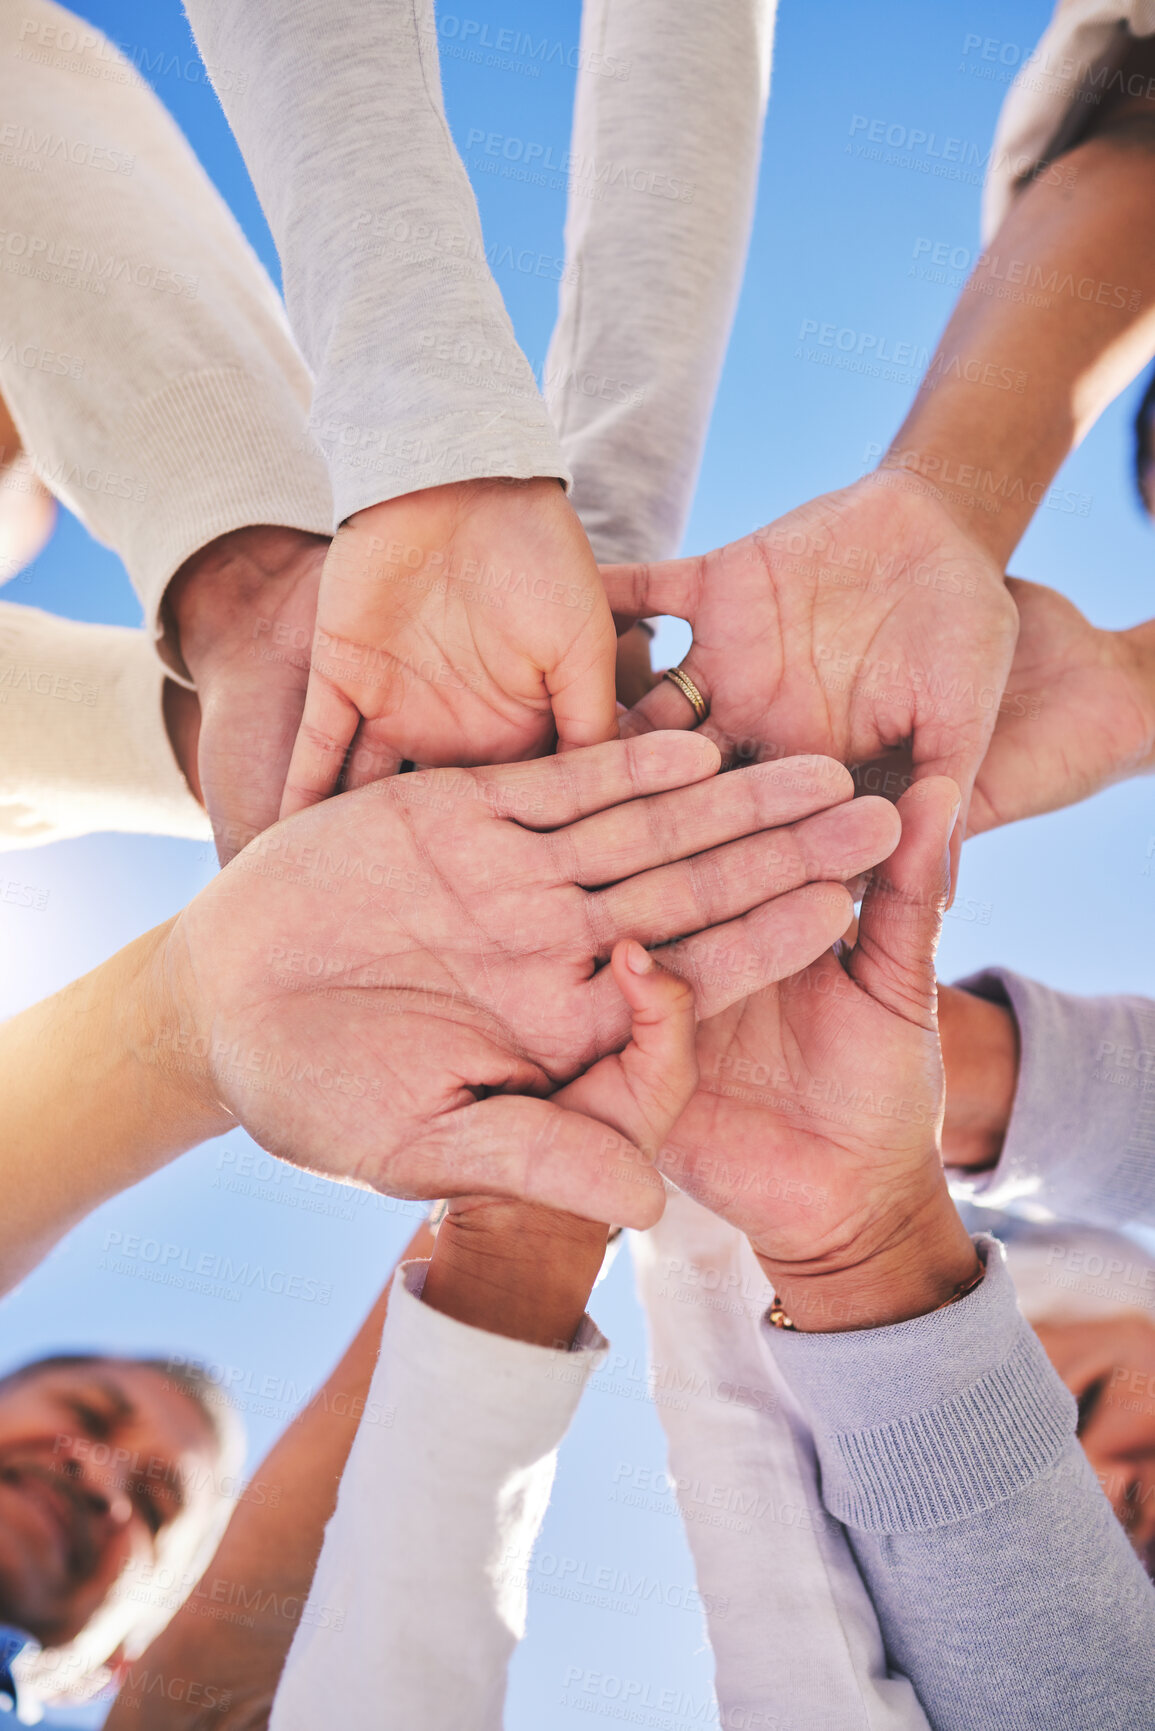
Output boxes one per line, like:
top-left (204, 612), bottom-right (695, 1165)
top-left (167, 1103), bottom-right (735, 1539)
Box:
top-left (662, 665), bottom-right (708, 723)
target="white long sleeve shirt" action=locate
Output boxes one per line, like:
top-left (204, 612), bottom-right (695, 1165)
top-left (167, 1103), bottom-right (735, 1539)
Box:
top-left (0, 0), bottom-right (332, 850)
top-left (268, 1261), bottom-right (607, 1731)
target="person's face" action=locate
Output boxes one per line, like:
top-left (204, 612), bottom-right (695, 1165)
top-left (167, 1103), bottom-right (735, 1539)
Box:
top-left (1034, 1313), bottom-right (1155, 1573)
top-left (0, 1360), bottom-right (219, 1648)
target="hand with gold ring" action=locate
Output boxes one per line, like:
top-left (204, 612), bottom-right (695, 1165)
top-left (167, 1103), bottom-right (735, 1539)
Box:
top-left (600, 473), bottom-right (1018, 886)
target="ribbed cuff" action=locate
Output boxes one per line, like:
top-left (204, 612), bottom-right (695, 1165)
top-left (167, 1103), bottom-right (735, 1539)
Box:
top-left (114, 367), bottom-right (334, 642)
top-left (762, 1239), bottom-right (1077, 1533)
top-left (948, 968), bottom-right (1155, 1228)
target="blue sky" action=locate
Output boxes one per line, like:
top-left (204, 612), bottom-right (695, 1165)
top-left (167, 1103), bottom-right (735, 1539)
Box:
top-left (2, 0), bottom-right (1153, 1723)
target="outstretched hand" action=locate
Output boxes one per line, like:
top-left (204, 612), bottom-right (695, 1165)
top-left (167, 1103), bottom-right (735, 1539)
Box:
top-left (279, 476), bottom-right (618, 814)
top-left (602, 474), bottom-right (1019, 883)
top-left (423, 944), bottom-right (698, 1341)
top-left (160, 736), bottom-right (898, 1228)
top-left (968, 576), bottom-right (1155, 833)
top-left (657, 776), bottom-right (980, 1329)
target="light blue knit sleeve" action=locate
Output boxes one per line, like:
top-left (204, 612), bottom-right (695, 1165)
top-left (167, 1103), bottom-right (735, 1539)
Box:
top-left (763, 1239), bottom-right (1155, 1731)
top-left (948, 968), bottom-right (1155, 1229)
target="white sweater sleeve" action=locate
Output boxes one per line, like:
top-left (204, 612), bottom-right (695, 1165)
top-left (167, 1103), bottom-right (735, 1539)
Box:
top-left (0, 1), bottom-right (333, 639)
top-left (269, 1260), bottom-right (606, 1731)
top-left (0, 602), bottom-right (209, 848)
top-left (631, 1191), bottom-right (930, 1731)
top-left (182, 0), bottom-right (569, 527)
top-left (545, 0), bottom-right (775, 563)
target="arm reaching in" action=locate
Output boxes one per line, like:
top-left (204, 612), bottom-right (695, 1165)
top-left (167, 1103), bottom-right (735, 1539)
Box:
top-left (180, 1), bottom-right (616, 800)
top-left (278, 476), bottom-right (617, 809)
top-left (607, 63), bottom-right (1155, 877)
top-left (0, 735), bottom-right (898, 1288)
top-left (652, 780), bottom-right (1155, 1726)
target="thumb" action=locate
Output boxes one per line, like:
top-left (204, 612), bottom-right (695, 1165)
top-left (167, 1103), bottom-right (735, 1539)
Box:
top-left (606, 553), bottom-right (696, 623)
top-left (413, 1092), bottom-right (668, 1228)
top-left (910, 754), bottom-right (974, 896)
top-left (849, 776), bottom-right (960, 1030)
top-left (556, 940), bottom-right (698, 1154)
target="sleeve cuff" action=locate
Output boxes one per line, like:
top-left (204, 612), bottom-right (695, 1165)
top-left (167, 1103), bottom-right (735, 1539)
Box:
top-left (391, 1259), bottom-right (607, 1457)
top-left (0, 604), bottom-right (211, 848)
top-left (948, 968), bottom-right (1155, 1228)
top-left (761, 1238), bottom-right (1077, 1533)
top-left (110, 366), bottom-right (334, 650)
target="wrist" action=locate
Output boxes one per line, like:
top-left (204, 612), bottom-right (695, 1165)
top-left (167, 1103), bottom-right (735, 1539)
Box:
top-left (872, 442), bottom-right (1028, 567)
top-left (139, 915), bottom-right (239, 1147)
top-left (162, 525), bottom-right (328, 681)
top-left (422, 1201), bottom-right (608, 1348)
top-left (938, 983), bottom-right (1019, 1170)
top-left (755, 1185), bottom-right (981, 1332)
top-left (1120, 616), bottom-right (1155, 774)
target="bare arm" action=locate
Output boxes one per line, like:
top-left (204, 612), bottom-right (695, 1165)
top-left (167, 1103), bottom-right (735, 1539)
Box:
top-left (888, 36), bottom-right (1155, 566)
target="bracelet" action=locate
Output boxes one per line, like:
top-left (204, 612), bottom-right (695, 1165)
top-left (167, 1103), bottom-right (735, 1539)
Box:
top-left (768, 1260), bottom-right (986, 1331)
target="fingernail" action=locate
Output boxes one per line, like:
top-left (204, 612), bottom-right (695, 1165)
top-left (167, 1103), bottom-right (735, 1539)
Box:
top-left (626, 941), bottom-right (654, 975)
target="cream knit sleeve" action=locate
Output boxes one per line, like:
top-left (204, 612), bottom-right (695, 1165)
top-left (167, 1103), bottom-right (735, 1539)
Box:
top-left (182, 0), bottom-right (569, 526)
top-left (0, 601), bottom-right (210, 849)
top-left (0, 1), bottom-right (333, 641)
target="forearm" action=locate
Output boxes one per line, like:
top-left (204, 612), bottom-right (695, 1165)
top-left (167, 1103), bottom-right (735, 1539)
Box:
top-left (766, 1247), bottom-right (1155, 1728)
top-left (544, 0), bottom-right (774, 564)
top-left (0, 919), bottom-right (224, 1290)
top-left (886, 130), bottom-right (1155, 566)
top-left (270, 1219), bottom-right (607, 1731)
top-left (105, 1219), bottom-right (436, 1731)
top-left (945, 969), bottom-right (1155, 1229)
top-left (0, 603), bottom-right (209, 848)
top-left (0, 3), bottom-right (331, 628)
top-left (183, 0), bottom-right (566, 525)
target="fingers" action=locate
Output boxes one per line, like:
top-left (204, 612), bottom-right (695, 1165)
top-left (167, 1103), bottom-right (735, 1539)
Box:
top-left (196, 677), bottom-right (306, 865)
top-left (849, 776), bottom-right (961, 1029)
top-left (413, 1093), bottom-right (666, 1228)
top-left (547, 621), bottom-right (621, 754)
top-left (618, 645), bottom-right (714, 740)
top-left (909, 754), bottom-right (973, 895)
top-left (599, 556), bottom-right (701, 625)
top-left (340, 718), bottom-right (405, 793)
top-left (587, 794), bottom-right (900, 951)
top-left (588, 882), bottom-right (855, 1038)
top-left (477, 730), bottom-right (721, 828)
top-left (555, 942), bottom-right (699, 1156)
top-left (279, 675), bottom-right (363, 818)
top-left (564, 754), bottom-right (854, 887)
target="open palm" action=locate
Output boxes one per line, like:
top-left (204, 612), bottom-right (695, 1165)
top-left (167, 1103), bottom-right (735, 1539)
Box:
top-left (658, 779), bottom-right (957, 1278)
top-left (969, 576), bottom-right (1155, 833)
top-left (603, 476), bottom-right (1017, 876)
top-left (170, 737), bottom-right (898, 1226)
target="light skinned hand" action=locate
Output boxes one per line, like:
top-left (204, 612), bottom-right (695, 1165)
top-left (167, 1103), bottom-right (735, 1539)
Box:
top-left (657, 776), bottom-right (980, 1329)
top-left (602, 474), bottom-right (1019, 883)
top-left (161, 735), bottom-right (898, 1227)
top-left (1033, 1312), bottom-right (1155, 1570)
top-left (279, 476), bottom-right (618, 815)
top-left (967, 576), bottom-right (1155, 833)
top-left (422, 942), bottom-right (697, 1345)
top-left (164, 524), bottom-right (328, 861)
